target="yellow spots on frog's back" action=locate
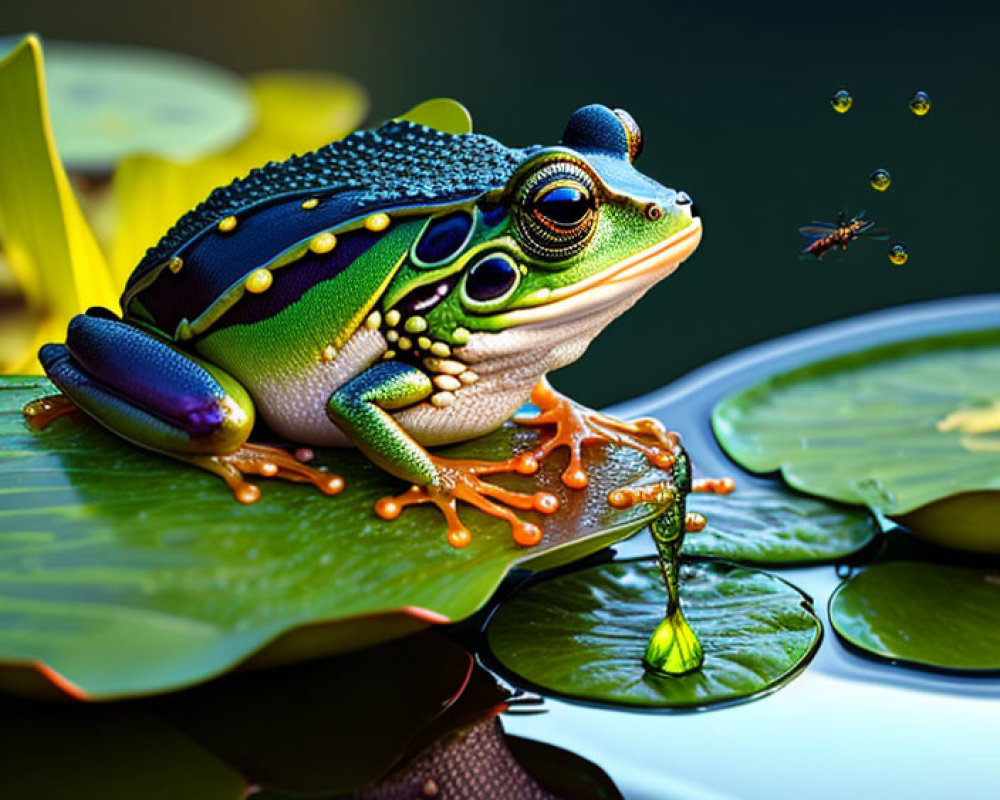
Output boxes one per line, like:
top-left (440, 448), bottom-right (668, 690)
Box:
top-left (404, 316), bottom-right (427, 334)
top-left (385, 309), bottom-right (401, 327)
top-left (245, 268), bottom-right (273, 294)
top-left (459, 370), bottom-right (479, 384)
top-left (365, 311), bottom-right (381, 330)
top-left (417, 336), bottom-right (432, 350)
top-left (398, 337), bottom-right (412, 350)
top-left (168, 256), bottom-right (184, 274)
top-left (434, 375), bottom-right (462, 391)
top-left (310, 232), bottom-right (337, 254)
top-left (430, 341), bottom-right (451, 358)
top-left (301, 197), bottom-right (320, 210)
top-left (365, 212), bottom-right (391, 232)
top-left (452, 327), bottom-right (470, 345)
top-left (321, 345), bottom-right (338, 362)
top-left (424, 357), bottom-right (464, 375)
top-left (386, 330), bottom-right (399, 343)
top-left (218, 215), bottom-right (238, 233)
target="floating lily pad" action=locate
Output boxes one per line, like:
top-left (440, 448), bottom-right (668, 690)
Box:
top-left (713, 328), bottom-right (1000, 553)
top-left (830, 561), bottom-right (1000, 673)
top-left (42, 40), bottom-right (254, 170)
top-left (485, 557), bottom-right (821, 709)
top-left (0, 377), bottom-right (684, 699)
top-left (684, 485), bottom-right (879, 565)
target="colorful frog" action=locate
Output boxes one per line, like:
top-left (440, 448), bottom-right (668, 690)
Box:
top-left (29, 102), bottom-right (702, 548)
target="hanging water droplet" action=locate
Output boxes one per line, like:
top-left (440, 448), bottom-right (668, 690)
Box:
top-left (909, 90), bottom-right (931, 116)
top-left (831, 88), bottom-right (853, 113)
top-left (888, 243), bottom-right (908, 265)
top-left (869, 168), bottom-right (892, 192)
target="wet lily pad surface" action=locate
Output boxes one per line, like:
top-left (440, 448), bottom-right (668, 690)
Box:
top-left (685, 484), bottom-right (878, 565)
top-left (712, 328), bottom-right (1000, 550)
top-left (830, 561), bottom-right (1000, 673)
top-left (485, 557), bottom-right (821, 710)
top-left (0, 377), bottom-right (684, 699)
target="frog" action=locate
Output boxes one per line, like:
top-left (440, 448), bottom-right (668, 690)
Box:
top-left (29, 102), bottom-right (702, 549)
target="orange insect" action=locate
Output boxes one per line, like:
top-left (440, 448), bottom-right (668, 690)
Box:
top-left (799, 210), bottom-right (886, 260)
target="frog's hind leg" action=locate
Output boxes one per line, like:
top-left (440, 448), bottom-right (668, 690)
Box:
top-left (36, 311), bottom-right (343, 503)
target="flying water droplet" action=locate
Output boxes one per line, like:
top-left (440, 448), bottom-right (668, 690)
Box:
top-left (909, 90), bottom-right (931, 116)
top-left (869, 168), bottom-right (892, 192)
top-left (888, 243), bottom-right (908, 265)
top-left (831, 88), bottom-right (853, 113)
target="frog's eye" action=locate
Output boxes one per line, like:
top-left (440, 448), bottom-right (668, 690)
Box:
top-left (460, 254), bottom-right (521, 311)
top-left (515, 161), bottom-right (598, 262)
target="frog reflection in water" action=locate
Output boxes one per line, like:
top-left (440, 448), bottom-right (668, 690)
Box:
top-left (29, 102), bottom-right (702, 549)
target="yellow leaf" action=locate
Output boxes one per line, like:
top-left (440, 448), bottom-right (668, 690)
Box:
top-left (109, 71), bottom-right (367, 284)
top-left (397, 98), bottom-right (473, 134)
top-left (0, 35), bottom-right (117, 374)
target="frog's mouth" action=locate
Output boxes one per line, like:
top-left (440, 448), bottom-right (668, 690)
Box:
top-left (492, 217), bottom-right (702, 327)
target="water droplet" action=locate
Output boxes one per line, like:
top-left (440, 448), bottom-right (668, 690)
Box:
top-left (909, 90), bottom-right (931, 116)
top-left (831, 88), bottom-right (853, 113)
top-left (888, 242), bottom-right (908, 265)
top-left (869, 168), bottom-right (891, 192)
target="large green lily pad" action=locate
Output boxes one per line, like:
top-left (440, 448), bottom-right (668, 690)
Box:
top-left (684, 485), bottom-right (879, 565)
top-left (485, 557), bottom-right (821, 709)
top-left (0, 377), bottom-right (684, 699)
top-left (830, 561), bottom-right (1000, 673)
top-left (713, 328), bottom-right (1000, 553)
top-left (43, 41), bottom-right (254, 170)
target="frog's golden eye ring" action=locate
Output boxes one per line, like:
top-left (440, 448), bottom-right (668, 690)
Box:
top-left (515, 161), bottom-right (599, 262)
top-left (460, 253), bottom-right (521, 312)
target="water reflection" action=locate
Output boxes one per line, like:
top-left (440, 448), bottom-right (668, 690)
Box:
top-left (0, 632), bottom-right (622, 800)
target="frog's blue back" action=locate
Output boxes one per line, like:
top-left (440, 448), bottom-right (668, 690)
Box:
top-left (122, 121), bottom-right (536, 337)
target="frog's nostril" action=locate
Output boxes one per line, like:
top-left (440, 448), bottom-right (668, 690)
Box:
top-left (675, 192), bottom-right (692, 205)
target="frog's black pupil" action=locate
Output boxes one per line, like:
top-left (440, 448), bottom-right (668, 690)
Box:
top-left (466, 257), bottom-right (518, 302)
top-left (535, 185), bottom-right (590, 227)
top-left (415, 211), bottom-right (473, 264)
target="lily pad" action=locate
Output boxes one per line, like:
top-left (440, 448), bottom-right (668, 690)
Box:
top-left (830, 561), bottom-right (1000, 673)
top-left (485, 557), bottom-right (821, 709)
top-left (0, 376), bottom-right (684, 699)
top-left (43, 40), bottom-right (254, 171)
top-left (684, 485), bottom-right (879, 565)
top-left (712, 328), bottom-right (1000, 553)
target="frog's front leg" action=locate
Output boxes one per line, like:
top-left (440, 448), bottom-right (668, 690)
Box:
top-left (34, 312), bottom-right (343, 503)
top-left (327, 361), bottom-right (558, 548)
top-left (517, 376), bottom-right (683, 489)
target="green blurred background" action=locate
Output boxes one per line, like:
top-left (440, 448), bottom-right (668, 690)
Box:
top-left (4, 0), bottom-right (997, 407)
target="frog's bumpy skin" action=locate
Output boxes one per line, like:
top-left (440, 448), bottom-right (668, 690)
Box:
top-left (132, 121), bottom-right (534, 285)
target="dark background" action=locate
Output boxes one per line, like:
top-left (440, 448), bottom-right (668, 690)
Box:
top-left (5, 0), bottom-right (998, 407)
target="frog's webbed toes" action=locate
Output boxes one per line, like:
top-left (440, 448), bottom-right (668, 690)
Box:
top-left (519, 377), bottom-right (682, 489)
top-left (374, 456), bottom-right (558, 548)
top-left (193, 443), bottom-right (345, 504)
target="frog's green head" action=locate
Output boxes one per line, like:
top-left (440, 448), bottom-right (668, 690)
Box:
top-left (383, 105), bottom-right (701, 362)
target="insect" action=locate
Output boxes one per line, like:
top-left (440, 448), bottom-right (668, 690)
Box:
top-left (798, 210), bottom-right (887, 260)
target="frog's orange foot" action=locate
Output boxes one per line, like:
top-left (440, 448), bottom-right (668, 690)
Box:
top-left (518, 377), bottom-right (681, 490)
top-left (374, 455), bottom-right (559, 549)
top-left (192, 443), bottom-right (345, 504)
